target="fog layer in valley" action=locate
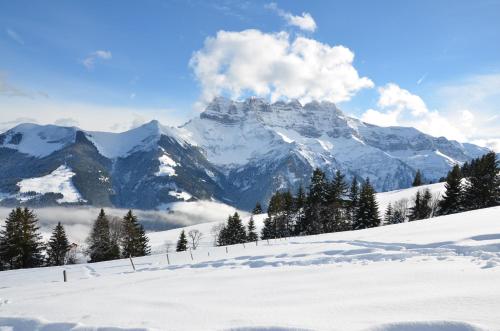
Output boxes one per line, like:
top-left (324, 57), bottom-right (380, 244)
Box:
top-left (0, 200), bottom-right (245, 244)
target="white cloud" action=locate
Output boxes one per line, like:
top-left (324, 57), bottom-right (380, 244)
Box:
top-left (266, 3), bottom-right (317, 32)
top-left (6, 28), bottom-right (24, 45)
top-left (0, 98), bottom-right (187, 133)
top-left (82, 50), bottom-right (112, 69)
top-left (472, 138), bottom-right (500, 153)
top-left (54, 118), bottom-right (80, 127)
top-left (361, 108), bottom-right (400, 127)
top-left (435, 73), bottom-right (500, 141)
top-left (361, 83), bottom-right (471, 142)
top-left (190, 29), bottom-right (373, 106)
top-left (377, 83), bottom-right (428, 116)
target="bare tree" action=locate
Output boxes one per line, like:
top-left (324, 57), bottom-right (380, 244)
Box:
top-left (430, 192), bottom-right (441, 218)
top-left (187, 229), bottom-right (203, 250)
top-left (164, 240), bottom-right (173, 254)
top-left (392, 198), bottom-right (409, 223)
top-left (210, 223), bottom-right (225, 247)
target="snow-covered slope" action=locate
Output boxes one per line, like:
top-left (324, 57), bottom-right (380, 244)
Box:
top-left (86, 120), bottom-right (187, 159)
top-left (16, 165), bottom-right (86, 203)
top-left (181, 97), bottom-right (487, 208)
top-left (1, 207), bottom-right (499, 330)
top-left (0, 121), bottom-right (227, 209)
top-left (0, 123), bottom-right (77, 157)
top-left (0, 98), bottom-right (489, 210)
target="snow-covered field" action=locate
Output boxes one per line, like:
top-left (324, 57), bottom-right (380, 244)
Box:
top-left (1, 202), bottom-right (499, 330)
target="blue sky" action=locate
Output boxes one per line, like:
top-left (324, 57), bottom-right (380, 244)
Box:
top-left (1, 0), bottom-right (499, 149)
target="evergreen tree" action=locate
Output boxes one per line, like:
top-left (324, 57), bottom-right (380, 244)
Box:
top-left (304, 168), bottom-right (329, 234)
top-left (0, 208), bottom-right (21, 270)
top-left (223, 212), bottom-right (247, 245)
top-left (420, 189), bottom-right (433, 219)
top-left (438, 164), bottom-right (463, 215)
top-left (412, 170), bottom-right (423, 186)
top-left (0, 207), bottom-right (44, 270)
top-left (330, 170), bottom-right (348, 199)
top-left (260, 216), bottom-right (275, 240)
top-left (347, 177), bottom-right (360, 226)
top-left (409, 191), bottom-right (422, 221)
top-left (409, 189), bottom-right (432, 221)
top-left (87, 209), bottom-right (119, 262)
top-left (263, 191), bottom-right (294, 238)
top-left (325, 170), bottom-right (349, 233)
top-left (463, 152), bottom-right (500, 210)
top-left (353, 178), bottom-right (381, 229)
top-left (293, 185), bottom-right (307, 235)
top-left (46, 222), bottom-right (70, 266)
top-left (246, 216), bottom-right (258, 242)
top-left (252, 202), bottom-right (263, 215)
top-left (176, 230), bottom-right (188, 252)
top-left (384, 203), bottom-right (393, 225)
top-left (121, 210), bottom-right (150, 258)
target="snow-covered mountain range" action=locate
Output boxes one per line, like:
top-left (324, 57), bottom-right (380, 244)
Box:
top-left (0, 97), bottom-right (488, 210)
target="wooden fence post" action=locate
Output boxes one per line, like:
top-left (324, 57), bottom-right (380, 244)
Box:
top-left (225, 246), bottom-right (228, 254)
top-left (166, 253), bottom-right (170, 265)
top-left (129, 256), bottom-right (136, 271)
top-left (63, 270), bottom-right (67, 282)
top-left (190, 250), bottom-right (194, 261)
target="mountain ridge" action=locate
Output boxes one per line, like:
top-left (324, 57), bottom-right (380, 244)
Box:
top-left (0, 97), bottom-right (489, 210)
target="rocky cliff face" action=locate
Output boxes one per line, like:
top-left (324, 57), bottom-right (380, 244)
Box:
top-left (182, 97), bottom-right (487, 208)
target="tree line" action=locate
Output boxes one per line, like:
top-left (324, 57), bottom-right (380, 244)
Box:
top-left (199, 151), bottom-right (499, 247)
top-left (0, 208), bottom-right (150, 271)
top-left (179, 169), bottom-right (381, 248)
top-left (385, 151), bottom-right (499, 223)
top-left (260, 169), bottom-right (380, 239)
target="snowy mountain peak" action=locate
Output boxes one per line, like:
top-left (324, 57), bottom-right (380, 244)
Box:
top-left (0, 123), bottom-right (77, 157)
top-left (86, 120), bottom-right (187, 159)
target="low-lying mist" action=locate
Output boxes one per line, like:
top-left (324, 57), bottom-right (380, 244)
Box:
top-left (0, 200), bottom-right (245, 245)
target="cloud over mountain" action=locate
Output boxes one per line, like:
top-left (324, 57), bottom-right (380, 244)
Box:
top-left (190, 29), bottom-right (373, 106)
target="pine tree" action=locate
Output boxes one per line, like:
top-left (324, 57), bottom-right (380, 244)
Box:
top-left (409, 191), bottom-right (422, 221)
top-left (330, 170), bottom-right (348, 200)
top-left (304, 168), bottom-right (329, 234)
top-left (353, 178), bottom-right (381, 229)
top-left (260, 217), bottom-right (275, 240)
top-left (247, 216), bottom-right (258, 242)
top-left (384, 203), bottom-right (393, 225)
top-left (420, 189), bottom-right (433, 219)
top-left (0, 207), bottom-right (44, 270)
top-left (409, 189), bottom-right (432, 221)
top-left (0, 208), bottom-right (21, 270)
top-left (438, 164), bottom-right (463, 215)
top-left (87, 209), bottom-right (119, 262)
top-left (46, 222), bottom-right (70, 266)
top-left (176, 230), bottom-right (188, 252)
top-left (293, 185), bottom-right (307, 235)
top-left (325, 170), bottom-right (349, 233)
top-left (463, 152), bottom-right (500, 210)
top-left (412, 170), bottom-right (423, 186)
top-left (252, 202), bottom-right (263, 215)
top-left (224, 212), bottom-right (247, 245)
top-left (347, 177), bottom-right (360, 226)
top-left (121, 210), bottom-right (150, 258)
